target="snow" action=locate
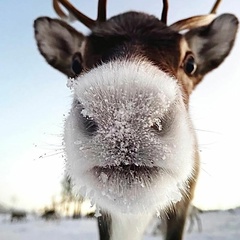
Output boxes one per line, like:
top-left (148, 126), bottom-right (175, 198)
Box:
top-left (1, 209), bottom-right (240, 240)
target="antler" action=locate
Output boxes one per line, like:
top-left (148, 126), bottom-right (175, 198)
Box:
top-left (97, 0), bottom-right (107, 22)
top-left (161, 0), bottom-right (169, 24)
top-left (170, 14), bottom-right (216, 31)
top-left (210, 0), bottom-right (222, 14)
top-left (170, 0), bottom-right (222, 31)
top-left (53, 0), bottom-right (107, 29)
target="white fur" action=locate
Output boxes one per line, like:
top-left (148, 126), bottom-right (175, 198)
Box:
top-left (111, 213), bottom-right (153, 240)
top-left (65, 59), bottom-right (196, 215)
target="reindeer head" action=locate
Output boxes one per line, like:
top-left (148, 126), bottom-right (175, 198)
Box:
top-left (34, 0), bottom-right (238, 214)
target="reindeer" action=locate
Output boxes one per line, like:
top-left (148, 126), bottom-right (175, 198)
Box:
top-left (33, 0), bottom-right (238, 239)
top-left (41, 209), bottom-right (59, 221)
top-left (10, 210), bottom-right (27, 222)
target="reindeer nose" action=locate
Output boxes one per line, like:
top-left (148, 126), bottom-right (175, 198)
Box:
top-left (115, 139), bottom-right (139, 161)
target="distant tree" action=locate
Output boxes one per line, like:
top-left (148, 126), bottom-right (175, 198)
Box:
top-left (60, 175), bottom-right (73, 216)
top-left (60, 175), bottom-right (84, 218)
top-left (61, 175), bottom-right (73, 200)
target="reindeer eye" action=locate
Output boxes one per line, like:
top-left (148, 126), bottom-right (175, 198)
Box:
top-left (183, 54), bottom-right (197, 75)
top-left (71, 53), bottom-right (83, 75)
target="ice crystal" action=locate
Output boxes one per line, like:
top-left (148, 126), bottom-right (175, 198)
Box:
top-left (76, 81), bottom-right (174, 171)
top-left (94, 205), bottom-right (102, 217)
top-left (66, 77), bottom-right (74, 89)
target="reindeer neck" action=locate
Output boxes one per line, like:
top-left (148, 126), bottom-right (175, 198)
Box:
top-left (100, 213), bottom-right (152, 240)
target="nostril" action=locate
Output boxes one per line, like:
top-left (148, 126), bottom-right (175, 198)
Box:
top-left (150, 113), bottom-right (174, 135)
top-left (82, 115), bottom-right (98, 136)
top-left (151, 118), bottom-right (163, 132)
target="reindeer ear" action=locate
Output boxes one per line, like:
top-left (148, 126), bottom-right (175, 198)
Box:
top-left (34, 17), bottom-right (86, 77)
top-left (185, 14), bottom-right (239, 77)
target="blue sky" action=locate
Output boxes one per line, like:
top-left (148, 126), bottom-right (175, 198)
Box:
top-left (0, 0), bottom-right (240, 211)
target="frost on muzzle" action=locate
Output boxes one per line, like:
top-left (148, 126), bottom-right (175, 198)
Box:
top-left (64, 60), bottom-right (195, 213)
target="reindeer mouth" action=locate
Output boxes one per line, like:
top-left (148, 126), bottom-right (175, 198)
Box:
top-left (92, 164), bottom-right (160, 187)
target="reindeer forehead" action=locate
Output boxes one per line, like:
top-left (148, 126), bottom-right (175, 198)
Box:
top-left (85, 12), bottom-right (182, 71)
top-left (92, 12), bottom-right (175, 37)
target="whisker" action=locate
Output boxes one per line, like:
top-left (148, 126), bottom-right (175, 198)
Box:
top-left (194, 128), bottom-right (221, 135)
top-left (37, 150), bottom-right (65, 160)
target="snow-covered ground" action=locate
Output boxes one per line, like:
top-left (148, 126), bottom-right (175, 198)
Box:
top-left (1, 208), bottom-right (240, 240)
